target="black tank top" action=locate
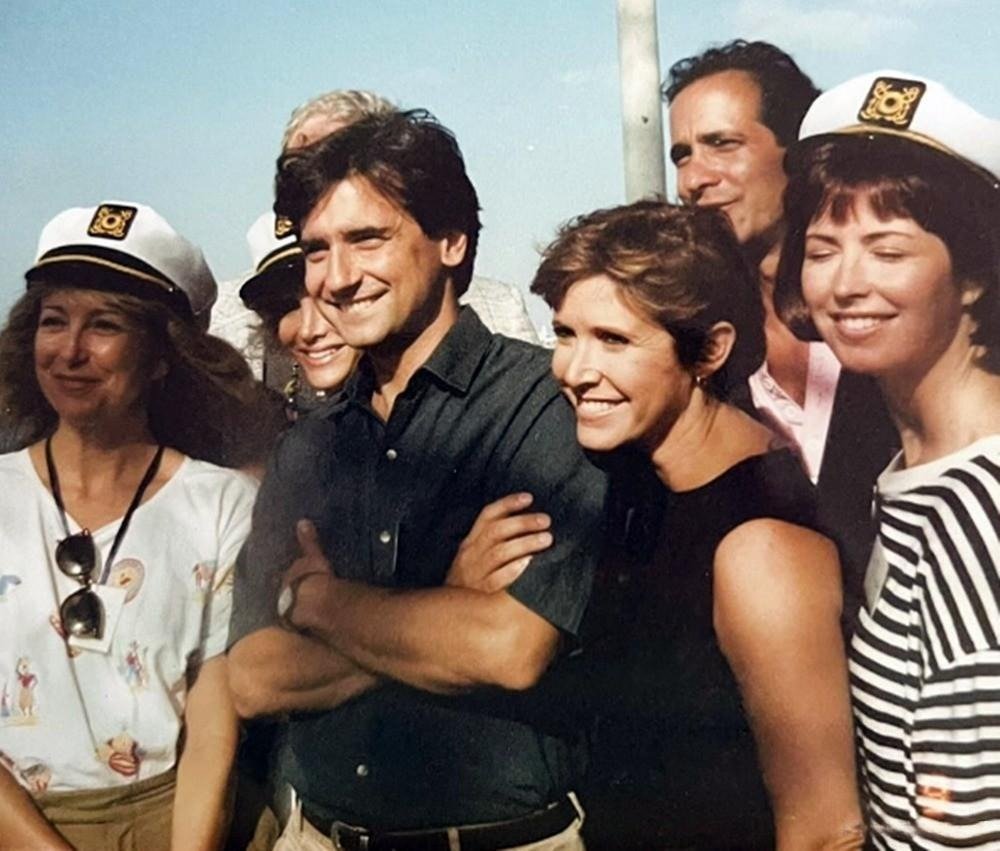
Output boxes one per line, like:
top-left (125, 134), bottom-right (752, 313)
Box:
top-left (580, 449), bottom-right (820, 850)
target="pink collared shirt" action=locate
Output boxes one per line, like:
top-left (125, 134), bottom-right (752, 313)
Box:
top-left (748, 342), bottom-right (841, 483)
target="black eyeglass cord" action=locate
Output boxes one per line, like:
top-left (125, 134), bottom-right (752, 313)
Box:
top-left (45, 437), bottom-right (165, 584)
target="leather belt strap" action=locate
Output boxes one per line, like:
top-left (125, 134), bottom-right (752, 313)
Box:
top-left (302, 795), bottom-right (578, 851)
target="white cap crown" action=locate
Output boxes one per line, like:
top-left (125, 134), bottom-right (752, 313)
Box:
top-left (798, 70), bottom-right (1000, 186)
top-left (29, 202), bottom-right (217, 322)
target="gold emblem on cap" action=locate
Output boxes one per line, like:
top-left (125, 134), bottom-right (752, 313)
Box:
top-left (274, 216), bottom-right (295, 239)
top-left (859, 78), bottom-right (927, 129)
top-left (87, 205), bottom-right (138, 241)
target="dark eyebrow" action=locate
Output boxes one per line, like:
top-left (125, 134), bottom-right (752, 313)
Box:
top-left (345, 226), bottom-right (392, 242)
top-left (804, 232), bottom-right (838, 245)
top-left (299, 238), bottom-right (328, 255)
top-left (669, 143), bottom-right (691, 165)
top-left (861, 230), bottom-right (915, 243)
top-left (699, 130), bottom-right (741, 145)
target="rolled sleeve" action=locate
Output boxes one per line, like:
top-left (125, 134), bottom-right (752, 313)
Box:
top-left (498, 393), bottom-right (608, 636)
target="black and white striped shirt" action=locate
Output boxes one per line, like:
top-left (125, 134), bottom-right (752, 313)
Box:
top-left (850, 435), bottom-right (1000, 849)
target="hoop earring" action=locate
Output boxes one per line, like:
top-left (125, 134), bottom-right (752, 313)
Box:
top-left (283, 362), bottom-right (301, 422)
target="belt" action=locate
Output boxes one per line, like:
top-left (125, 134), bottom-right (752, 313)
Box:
top-left (302, 796), bottom-right (578, 851)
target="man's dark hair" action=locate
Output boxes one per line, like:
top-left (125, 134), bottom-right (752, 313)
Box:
top-left (663, 40), bottom-right (820, 148)
top-left (275, 109), bottom-right (482, 294)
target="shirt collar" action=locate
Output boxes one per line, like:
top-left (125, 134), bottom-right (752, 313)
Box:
top-left (340, 306), bottom-right (493, 407)
top-left (419, 306), bottom-right (493, 394)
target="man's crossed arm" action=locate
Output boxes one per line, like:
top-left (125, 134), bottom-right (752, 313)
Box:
top-left (228, 493), bottom-right (555, 717)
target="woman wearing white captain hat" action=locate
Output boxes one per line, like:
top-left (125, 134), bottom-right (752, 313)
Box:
top-left (240, 211), bottom-right (360, 419)
top-left (776, 73), bottom-right (1000, 848)
top-left (0, 202), bottom-right (279, 849)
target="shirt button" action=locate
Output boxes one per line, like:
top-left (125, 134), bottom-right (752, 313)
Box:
top-left (356, 763), bottom-right (369, 777)
top-left (385, 448), bottom-right (398, 461)
top-left (378, 530), bottom-right (392, 544)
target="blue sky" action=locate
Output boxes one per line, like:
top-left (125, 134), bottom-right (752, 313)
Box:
top-left (2, 0), bottom-right (997, 328)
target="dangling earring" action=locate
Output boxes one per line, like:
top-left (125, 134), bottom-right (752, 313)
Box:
top-left (283, 362), bottom-right (301, 422)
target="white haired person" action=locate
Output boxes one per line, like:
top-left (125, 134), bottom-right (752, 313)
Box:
top-left (281, 88), bottom-right (396, 151)
top-left (0, 203), bottom-right (277, 849)
top-left (776, 74), bottom-right (1000, 848)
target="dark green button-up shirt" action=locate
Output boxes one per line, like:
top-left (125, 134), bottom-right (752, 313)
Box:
top-left (230, 307), bottom-right (608, 829)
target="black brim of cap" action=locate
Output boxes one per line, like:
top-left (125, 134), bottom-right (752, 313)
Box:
top-left (26, 244), bottom-right (193, 320)
top-left (239, 255), bottom-right (304, 310)
top-left (785, 129), bottom-right (1000, 189)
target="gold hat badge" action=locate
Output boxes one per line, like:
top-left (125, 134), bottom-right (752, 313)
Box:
top-left (88, 205), bottom-right (138, 241)
top-left (274, 215), bottom-right (295, 239)
top-left (858, 77), bottom-right (927, 130)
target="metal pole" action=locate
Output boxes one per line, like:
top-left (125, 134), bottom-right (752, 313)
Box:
top-left (616, 0), bottom-right (666, 201)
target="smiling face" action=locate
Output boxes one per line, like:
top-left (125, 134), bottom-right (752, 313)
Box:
top-left (276, 295), bottom-right (359, 391)
top-left (801, 194), bottom-right (971, 383)
top-left (552, 275), bottom-right (694, 455)
top-left (34, 289), bottom-right (159, 429)
top-left (301, 175), bottom-right (467, 354)
top-left (669, 70), bottom-right (787, 250)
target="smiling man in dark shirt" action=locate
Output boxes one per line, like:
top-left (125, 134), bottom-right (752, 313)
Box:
top-left (227, 110), bottom-right (606, 851)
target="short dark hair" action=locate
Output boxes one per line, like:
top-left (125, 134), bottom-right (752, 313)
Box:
top-left (0, 284), bottom-right (283, 466)
top-left (531, 201), bottom-right (765, 400)
top-left (275, 109), bottom-right (482, 295)
top-left (663, 39), bottom-right (820, 148)
top-left (775, 135), bottom-right (1000, 373)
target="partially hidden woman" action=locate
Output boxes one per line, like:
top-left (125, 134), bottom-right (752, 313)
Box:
top-left (0, 202), bottom-right (280, 850)
top-left (775, 71), bottom-right (1000, 850)
top-left (226, 213), bottom-right (360, 851)
top-left (239, 211), bottom-right (359, 419)
top-left (528, 201), bottom-right (864, 849)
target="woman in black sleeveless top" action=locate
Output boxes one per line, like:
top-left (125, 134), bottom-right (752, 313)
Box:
top-left (529, 202), bottom-right (863, 850)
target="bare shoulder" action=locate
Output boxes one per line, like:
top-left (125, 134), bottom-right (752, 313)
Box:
top-left (712, 518), bottom-right (843, 655)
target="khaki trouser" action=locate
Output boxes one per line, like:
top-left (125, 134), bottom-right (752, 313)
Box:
top-left (274, 793), bottom-right (586, 851)
top-left (37, 769), bottom-right (175, 851)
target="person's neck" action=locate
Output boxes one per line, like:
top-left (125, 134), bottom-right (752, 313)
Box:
top-left (880, 332), bottom-right (1000, 468)
top-left (762, 294), bottom-right (812, 408)
top-left (648, 394), bottom-right (771, 491)
top-left (42, 418), bottom-right (158, 495)
top-left (368, 294), bottom-right (460, 421)
top-left (743, 220), bottom-right (785, 272)
top-left (754, 238), bottom-right (811, 407)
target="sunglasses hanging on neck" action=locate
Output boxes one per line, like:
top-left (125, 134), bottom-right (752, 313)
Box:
top-left (45, 437), bottom-right (164, 640)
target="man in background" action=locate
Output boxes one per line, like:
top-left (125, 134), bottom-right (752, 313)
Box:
top-left (665, 40), bottom-right (898, 622)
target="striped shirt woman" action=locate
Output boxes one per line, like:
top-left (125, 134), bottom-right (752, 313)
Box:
top-left (774, 69), bottom-right (1000, 847)
top-left (851, 438), bottom-right (1000, 848)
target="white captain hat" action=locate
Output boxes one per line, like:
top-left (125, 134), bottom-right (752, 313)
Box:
top-left (26, 201), bottom-right (217, 325)
top-left (793, 70), bottom-right (1000, 187)
top-left (239, 212), bottom-right (303, 309)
